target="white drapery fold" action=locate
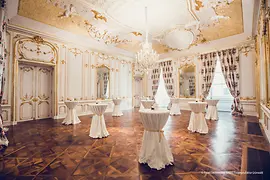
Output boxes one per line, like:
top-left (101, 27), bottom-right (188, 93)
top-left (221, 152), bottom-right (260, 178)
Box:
top-left (218, 48), bottom-right (243, 116)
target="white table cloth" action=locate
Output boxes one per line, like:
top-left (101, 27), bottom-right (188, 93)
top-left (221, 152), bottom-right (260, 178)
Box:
top-left (170, 98), bottom-right (181, 115)
top-left (188, 102), bottom-right (208, 134)
top-left (139, 109), bottom-right (173, 170)
top-left (112, 99), bottom-right (123, 117)
top-left (62, 101), bottom-right (81, 125)
top-left (141, 100), bottom-right (155, 109)
top-left (205, 99), bottom-right (219, 120)
top-left (89, 104), bottom-right (109, 138)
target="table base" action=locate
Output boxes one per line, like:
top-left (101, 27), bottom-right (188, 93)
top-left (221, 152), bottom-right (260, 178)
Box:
top-left (112, 105), bottom-right (123, 117)
top-left (89, 115), bottom-right (109, 138)
top-left (170, 104), bottom-right (181, 116)
top-left (170, 112), bottom-right (181, 116)
top-left (139, 131), bottom-right (174, 170)
top-left (188, 112), bottom-right (208, 134)
top-left (62, 109), bottom-right (81, 125)
top-left (205, 106), bottom-right (218, 120)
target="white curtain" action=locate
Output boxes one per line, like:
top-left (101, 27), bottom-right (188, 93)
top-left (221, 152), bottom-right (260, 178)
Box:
top-left (151, 67), bottom-right (160, 96)
top-left (160, 61), bottom-right (174, 97)
top-left (155, 68), bottom-right (170, 108)
top-left (218, 48), bottom-right (243, 116)
top-left (0, 1), bottom-right (8, 149)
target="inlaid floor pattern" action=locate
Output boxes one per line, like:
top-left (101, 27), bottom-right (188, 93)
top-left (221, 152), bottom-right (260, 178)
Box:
top-left (0, 109), bottom-right (269, 180)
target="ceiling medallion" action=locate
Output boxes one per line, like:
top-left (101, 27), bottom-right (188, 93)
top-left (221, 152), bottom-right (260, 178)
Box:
top-left (84, 21), bottom-right (130, 45)
top-left (136, 7), bottom-right (159, 72)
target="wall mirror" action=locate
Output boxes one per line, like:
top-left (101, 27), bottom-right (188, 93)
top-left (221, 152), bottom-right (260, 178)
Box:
top-left (96, 65), bottom-right (110, 99)
top-left (179, 64), bottom-right (196, 98)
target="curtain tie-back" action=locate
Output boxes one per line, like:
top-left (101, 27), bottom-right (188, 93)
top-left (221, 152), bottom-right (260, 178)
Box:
top-left (145, 129), bottom-right (164, 142)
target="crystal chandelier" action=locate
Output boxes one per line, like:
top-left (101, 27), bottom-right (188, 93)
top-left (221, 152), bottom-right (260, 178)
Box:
top-left (136, 7), bottom-right (159, 72)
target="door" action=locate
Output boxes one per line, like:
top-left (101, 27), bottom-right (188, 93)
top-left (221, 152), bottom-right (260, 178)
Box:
top-left (18, 63), bottom-right (53, 121)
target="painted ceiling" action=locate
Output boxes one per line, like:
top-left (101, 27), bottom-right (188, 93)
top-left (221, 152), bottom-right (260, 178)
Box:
top-left (17, 0), bottom-right (244, 55)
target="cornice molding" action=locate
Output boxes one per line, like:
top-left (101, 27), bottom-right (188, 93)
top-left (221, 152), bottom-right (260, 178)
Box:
top-left (7, 23), bottom-right (134, 61)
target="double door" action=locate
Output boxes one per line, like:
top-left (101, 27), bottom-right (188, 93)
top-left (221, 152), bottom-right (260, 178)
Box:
top-left (17, 63), bottom-right (53, 121)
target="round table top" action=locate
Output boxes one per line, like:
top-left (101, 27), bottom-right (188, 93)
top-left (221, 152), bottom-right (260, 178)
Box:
top-left (89, 103), bottom-right (108, 115)
top-left (205, 99), bottom-right (219, 106)
top-left (188, 101), bottom-right (207, 104)
top-left (171, 98), bottom-right (180, 103)
top-left (113, 99), bottom-right (122, 105)
top-left (89, 103), bottom-right (108, 107)
top-left (139, 109), bottom-right (169, 114)
top-left (141, 100), bottom-right (155, 109)
top-left (188, 101), bottom-right (207, 113)
top-left (64, 101), bottom-right (79, 108)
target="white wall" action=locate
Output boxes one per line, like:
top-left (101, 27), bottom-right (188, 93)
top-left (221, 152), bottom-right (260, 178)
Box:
top-left (239, 48), bottom-right (257, 116)
top-left (2, 26), bottom-right (133, 125)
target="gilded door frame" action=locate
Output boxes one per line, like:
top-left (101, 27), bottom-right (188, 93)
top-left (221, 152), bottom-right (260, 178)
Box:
top-left (12, 36), bottom-right (58, 123)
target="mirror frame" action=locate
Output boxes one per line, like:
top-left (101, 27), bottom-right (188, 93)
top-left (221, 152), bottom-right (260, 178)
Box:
top-left (96, 64), bottom-right (110, 100)
top-left (178, 63), bottom-right (196, 98)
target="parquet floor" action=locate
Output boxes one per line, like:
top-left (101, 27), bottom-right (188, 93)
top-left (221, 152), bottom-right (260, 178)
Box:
top-left (0, 109), bottom-right (269, 180)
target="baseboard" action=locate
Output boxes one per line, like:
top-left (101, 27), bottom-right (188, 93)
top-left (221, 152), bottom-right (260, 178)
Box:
top-left (3, 121), bottom-right (12, 126)
top-left (259, 118), bottom-right (270, 142)
top-left (243, 111), bottom-right (258, 117)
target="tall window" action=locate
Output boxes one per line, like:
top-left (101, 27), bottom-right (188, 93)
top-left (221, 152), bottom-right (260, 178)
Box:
top-left (207, 58), bottom-right (233, 111)
top-left (155, 69), bottom-right (170, 108)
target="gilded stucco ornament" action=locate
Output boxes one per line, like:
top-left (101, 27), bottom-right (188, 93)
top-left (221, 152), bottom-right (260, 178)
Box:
top-left (19, 0), bottom-right (243, 53)
top-left (239, 43), bottom-right (255, 57)
top-left (91, 10), bottom-right (107, 22)
top-left (68, 48), bottom-right (83, 57)
top-left (84, 20), bottom-right (130, 45)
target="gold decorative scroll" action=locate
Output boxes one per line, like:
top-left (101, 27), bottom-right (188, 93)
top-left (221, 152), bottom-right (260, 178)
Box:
top-left (84, 20), bottom-right (130, 45)
top-left (17, 36), bottom-right (57, 64)
top-left (91, 10), bottom-right (107, 22)
top-left (68, 48), bottom-right (83, 56)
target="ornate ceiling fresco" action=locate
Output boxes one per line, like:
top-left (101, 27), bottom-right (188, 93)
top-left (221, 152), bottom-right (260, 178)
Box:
top-left (18, 0), bottom-right (243, 54)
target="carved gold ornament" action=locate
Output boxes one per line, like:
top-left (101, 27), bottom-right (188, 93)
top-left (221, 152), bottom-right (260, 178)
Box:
top-left (58, 4), bottom-right (78, 19)
top-left (38, 94), bottom-right (50, 100)
top-left (17, 37), bottom-right (57, 64)
top-left (32, 97), bottom-right (39, 102)
top-left (239, 44), bottom-right (255, 57)
top-left (68, 48), bottom-right (83, 56)
top-left (91, 10), bottom-right (107, 22)
top-left (21, 94), bottom-right (33, 102)
top-left (39, 67), bottom-right (51, 74)
top-left (33, 36), bottom-right (44, 43)
top-left (240, 97), bottom-right (256, 100)
top-left (20, 66), bottom-right (34, 72)
top-left (131, 32), bottom-right (142, 36)
top-left (84, 20), bottom-right (130, 45)
top-left (195, 0), bottom-right (204, 11)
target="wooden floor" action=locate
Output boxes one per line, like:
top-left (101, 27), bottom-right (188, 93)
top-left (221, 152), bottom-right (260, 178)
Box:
top-left (0, 109), bottom-right (269, 180)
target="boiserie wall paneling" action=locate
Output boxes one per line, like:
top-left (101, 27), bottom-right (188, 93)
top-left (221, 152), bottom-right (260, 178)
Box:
top-left (256, 0), bottom-right (270, 141)
top-left (2, 29), bottom-right (133, 125)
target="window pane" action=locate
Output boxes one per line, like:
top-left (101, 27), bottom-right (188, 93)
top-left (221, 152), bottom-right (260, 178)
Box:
top-left (207, 59), bottom-right (233, 111)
